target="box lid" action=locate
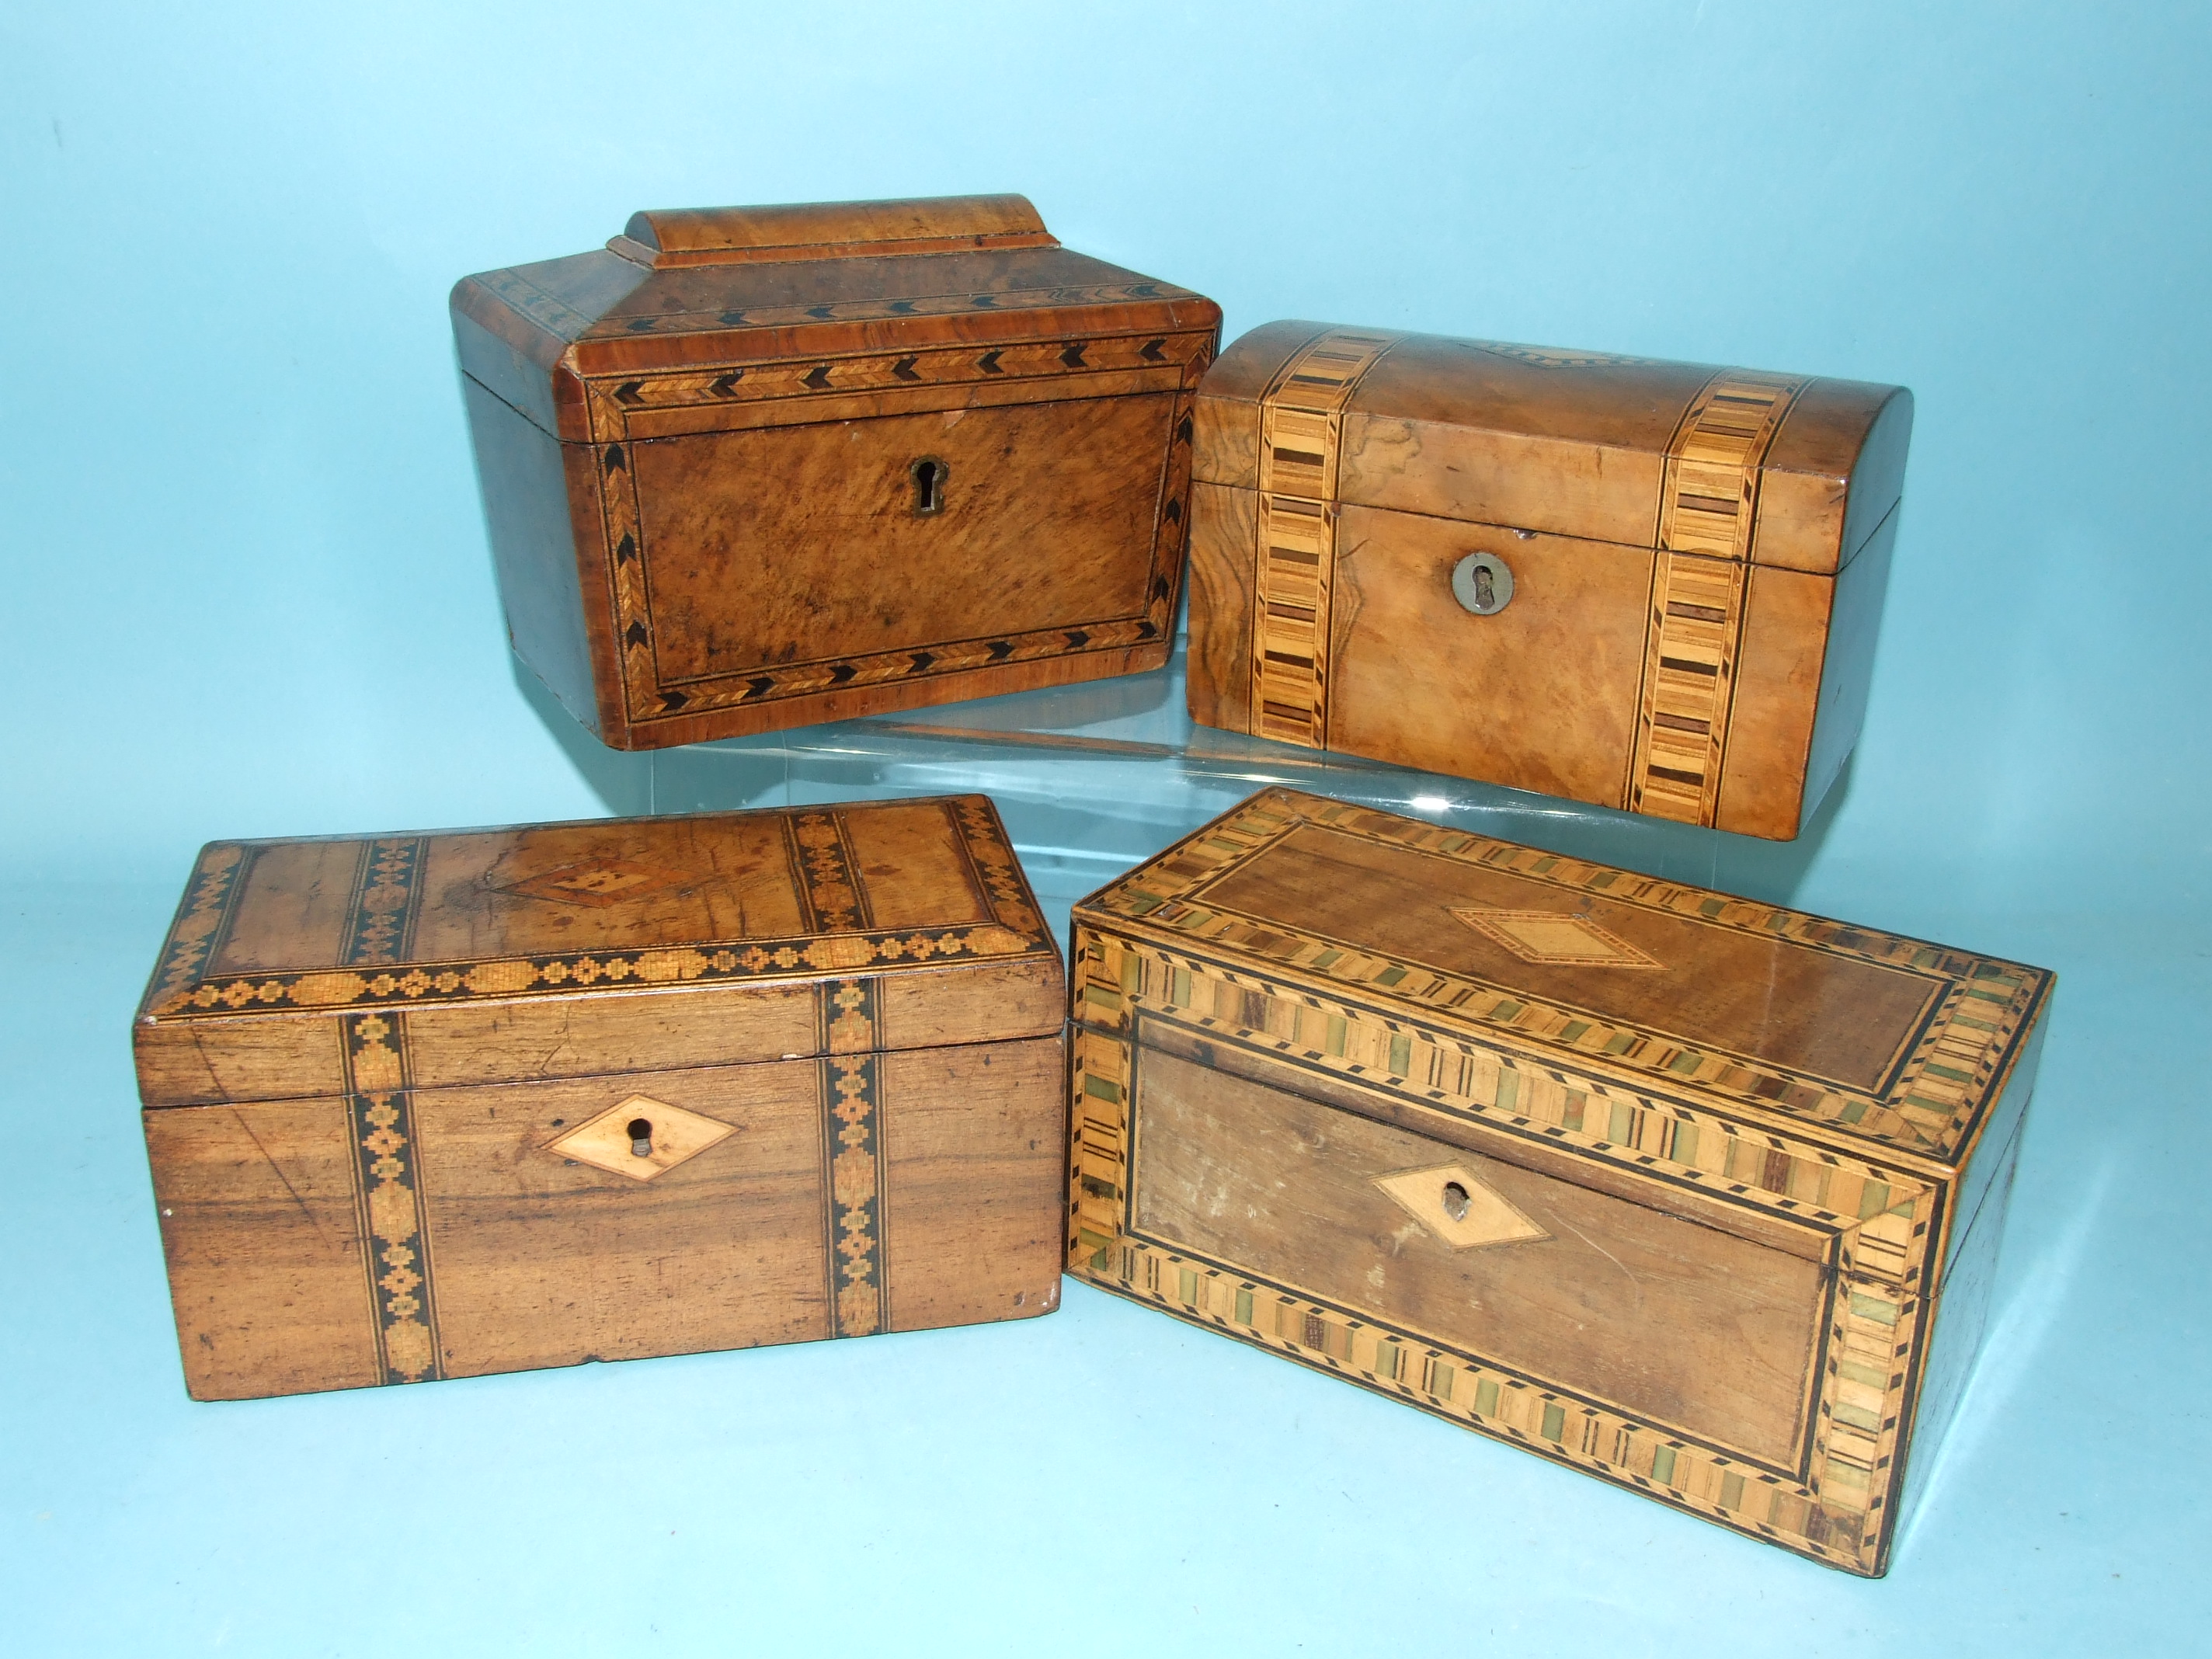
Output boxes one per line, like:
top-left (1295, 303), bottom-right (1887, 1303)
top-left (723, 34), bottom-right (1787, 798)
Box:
top-left (1195, 322), bottom-right (1912, 576)
top-left (1073, 789), bottom-right (2049, 1177)
top-left (137, 796), bottom-right (1060, 1108)
top-left (452, 194), bottom-right (1221, 443)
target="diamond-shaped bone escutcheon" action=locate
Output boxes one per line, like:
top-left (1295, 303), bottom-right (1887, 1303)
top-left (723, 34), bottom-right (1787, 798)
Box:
top-left (1372, 1163), bottom-right (1549, 1250)
top-left (546, 1094), bottom-right (736, 1181)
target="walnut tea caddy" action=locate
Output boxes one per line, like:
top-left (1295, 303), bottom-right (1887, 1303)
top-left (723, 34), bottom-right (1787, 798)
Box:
top-left (1187, 324), bottom-right (1912, 839)
top-left (453, 194), bottom-right (1220, 749)
top-left (134, 796), bottom-right (1066, 1399)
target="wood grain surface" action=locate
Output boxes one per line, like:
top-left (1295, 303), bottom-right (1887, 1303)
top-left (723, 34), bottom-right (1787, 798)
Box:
top-left (151, 1034), bottom-right (1063, 1400)
top-left (1185, 322), bottom-right (1913, 837)
top-left (453, 195), bottom-right (1222, 748)
top-left (1066, 787), bottom-right (2054, 1574)
top-left (136, 795), bottom-right (1069, 1399)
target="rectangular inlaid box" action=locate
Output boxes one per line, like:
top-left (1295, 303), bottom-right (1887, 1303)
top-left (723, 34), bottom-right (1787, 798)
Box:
top-left (1186, 325), bottom-right (1912, 838)
top-left (453, 194), bottom-right (1221, 749)
top-left (1067, 789), bottom-right (2051, 1574)
top-left (134, 795), bottom-right (1065, 1400)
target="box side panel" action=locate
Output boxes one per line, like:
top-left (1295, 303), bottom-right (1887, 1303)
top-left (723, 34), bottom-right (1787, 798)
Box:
top-left (1325, 505), bottom-right (1650, 806)
top-left (1795, 501), bottom-right (1901, 831)
top-left (1757, 382), bottom-right (1912, 576)
top-left (1192, 393), bottom-right (1260, 491)
top-left (451, 308), bottom-right (565, 439)
top-left (461, 375), bottom-right (610, 739)
top-left (1939, 1009), bottom-right (2048, 1286)
top-left (1185, 482), bottom-right (1256, 731)
top-left (144, 1021), bottom-right (1069, 1397)
top-left (144, 1098), bottom-right (380, 1400)
top-left (879, 1033), bottom-right (1066, 1333)
top-left (1713, 564), bottom-right (1834, 840)
top-left (1891, 1095), bottom-right (2030, 1567)
top-left (1192, 321), bottom-right (1331, 489)
top-left (875, 956), bottom-right (1064, 1055)
top-left (1750, 378), bottom-right (1902, 576)
top-left (1837, 391), bottom-right (1913, 567)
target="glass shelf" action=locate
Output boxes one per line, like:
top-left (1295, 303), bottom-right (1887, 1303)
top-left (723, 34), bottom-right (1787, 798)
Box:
top-left (519, 645), bottom-right (1845, 952)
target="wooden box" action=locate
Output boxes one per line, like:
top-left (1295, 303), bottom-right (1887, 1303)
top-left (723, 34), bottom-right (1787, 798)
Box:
top-left (1186, 325), bottom-right (1913, 839)
top-left (1067, 789), bottom-right (2050, 1574)
top-left (452, 195), bottom-right (1221, 750)
top-left (134, 795), bottom-right (1065, 1400)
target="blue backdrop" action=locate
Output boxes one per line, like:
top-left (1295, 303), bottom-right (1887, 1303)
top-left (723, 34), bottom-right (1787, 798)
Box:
top-left (4, 2), bottom-right (2204, 1652)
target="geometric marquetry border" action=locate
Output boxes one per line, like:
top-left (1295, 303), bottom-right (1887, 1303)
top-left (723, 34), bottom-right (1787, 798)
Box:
top-left (1071, 932), bottom-right (1942, 1286)
top-left (582, 329), bottom-right (1215, 729)
top-left (140, 797), bottom-right (1054, 1023)
top-left (1626, 370), bottom-right (1809, 826)
top-left (1066, 981), bottom-right (1936, 1577)
top-left (1242, 327), bottom-right (1403, 749)
top-left (1077, 788), bottom-right (2054, 1168)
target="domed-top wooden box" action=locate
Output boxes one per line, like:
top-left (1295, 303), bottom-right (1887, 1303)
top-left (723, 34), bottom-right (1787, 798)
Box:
top-left (1186, 325), bottom-right (1911, 840)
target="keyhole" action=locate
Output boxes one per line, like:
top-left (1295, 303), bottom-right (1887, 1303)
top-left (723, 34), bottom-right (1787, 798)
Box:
top-left (1442, 1181), bottom-right (1471, 1222)
top-left (1472, 565), bottom-right (1495, 610)
top-left (909, 455), bottom-right (948, 516)
top-left (628, 1117), bottom-right (654, 1157)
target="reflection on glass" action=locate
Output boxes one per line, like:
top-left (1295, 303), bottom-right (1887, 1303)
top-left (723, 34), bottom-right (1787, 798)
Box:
top-left (614, 645), bottom-right (1850, 952)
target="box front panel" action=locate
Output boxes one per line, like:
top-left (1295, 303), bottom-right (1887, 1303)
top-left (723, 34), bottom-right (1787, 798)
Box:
top-left (1324, 505), bottom-right (1655, 808)
top-left (572, 328), bottom-right (1214, 743)
top-left (148, 991), bottom-right (1065, 1399)
top-left (417, 1055), bottom-right (836, 1370)
top-left (1069, 923), bottom-right (1946, 1574)
top-left (1129, 1036), bottom-right (1826, 1466)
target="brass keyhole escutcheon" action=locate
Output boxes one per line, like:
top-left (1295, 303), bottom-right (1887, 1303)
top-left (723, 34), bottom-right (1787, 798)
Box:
top-left (628, 1117), bottom-right (653, 1157)
top-left (909, 455), bottom-right (948, 516)
top-left (1442, 1180), bottom-right (1472, 1222)
top-left (1452, 551), bottom-right (1513, 615)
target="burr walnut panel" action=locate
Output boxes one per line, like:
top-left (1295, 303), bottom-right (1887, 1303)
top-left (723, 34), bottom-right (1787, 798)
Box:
top-left (631, 395), bottom-right (1173, 683)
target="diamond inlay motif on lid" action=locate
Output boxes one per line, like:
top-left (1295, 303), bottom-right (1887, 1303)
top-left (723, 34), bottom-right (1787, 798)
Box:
top-left (1372, 1163), bottom-right (1549, 1251)
top-left (1449, 907), bottom-right (1661, 969)
top-left (546, 1094), bottom-right (736, 1181)
top-left (501, 858), bottom-right (685, 909)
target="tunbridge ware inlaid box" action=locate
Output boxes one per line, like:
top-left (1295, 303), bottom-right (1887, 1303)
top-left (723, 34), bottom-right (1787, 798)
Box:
top-left (134, 796), bottom-right (1065, 1401)
top-left (1186, 324), bottom-right (1913, 839)
top-left (1067, 789), bottom-right (2050, 1574)
top-left (453, 194), bottom-right (1221, 750)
